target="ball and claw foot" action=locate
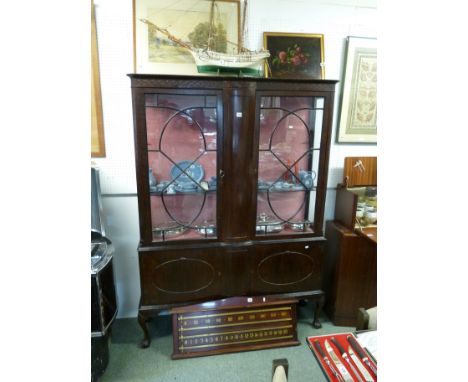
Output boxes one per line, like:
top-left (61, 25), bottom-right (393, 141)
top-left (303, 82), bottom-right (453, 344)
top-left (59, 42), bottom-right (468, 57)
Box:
top-left (140, 337), bottom-right (151, 349)
top-left (312, 295), bottom-right (325, 329)
top-left (313, 319), bottom-right (322, 329)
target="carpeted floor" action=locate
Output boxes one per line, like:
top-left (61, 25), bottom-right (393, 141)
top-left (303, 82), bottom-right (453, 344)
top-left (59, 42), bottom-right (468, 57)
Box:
top-left (99, 302), bottom-right (354, 382)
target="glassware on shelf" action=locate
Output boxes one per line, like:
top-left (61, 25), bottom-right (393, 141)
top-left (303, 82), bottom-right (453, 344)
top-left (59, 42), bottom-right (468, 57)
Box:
top-left (174, 181), bottom-right (199, 192)
top-left (366, 196), bottom-right (377, 208)
top-left (195, 221), bottom-right (216, 237)
top-left (355, 208), bottom-right (365, 223)
top-left (152, 223), bottom-right (187, 238)
top-left (170, 160), bottom-right (205, 184)
top-left (149, 169), bottom-right (157, 192)
top-left (155, 181), bottom-right (169, 193)
top-left (256, 213), bottom-right (284, 234)
top-left (288, 221), bottom-right (311, 232)
top-left (258, 179), bottom-right (271, 190)
top-left (364, 207), bottom-right (377, 225)
top-left (208, 176), bottom-right (217, 190)
top-left (273, 181), bottom-right (295, 191)
top-left (299, 170), bottom-right (316, 189)
top-left (166, 184), bottom-right (176, 194)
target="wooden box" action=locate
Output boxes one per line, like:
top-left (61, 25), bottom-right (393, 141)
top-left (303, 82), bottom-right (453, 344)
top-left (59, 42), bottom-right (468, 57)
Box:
top-left (171, 296), bottom-right (300, 359)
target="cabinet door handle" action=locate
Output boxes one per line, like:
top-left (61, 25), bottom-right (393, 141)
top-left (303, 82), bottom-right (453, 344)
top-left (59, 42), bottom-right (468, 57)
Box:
top-left (219, 169), bottom-right (225, 178)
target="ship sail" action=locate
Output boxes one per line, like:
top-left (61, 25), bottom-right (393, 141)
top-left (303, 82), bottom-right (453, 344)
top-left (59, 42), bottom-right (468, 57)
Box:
top-left (140, 0), bottom-right (270, 75)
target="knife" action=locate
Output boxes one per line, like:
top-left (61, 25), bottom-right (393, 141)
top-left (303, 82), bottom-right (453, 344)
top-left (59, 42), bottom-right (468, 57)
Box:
top-left (348, 346), bottom-right (374, 382)
top-left (325, 340), bottom-right (354, 382)
top-left (347, 335), bottom-right (377, 376)
top-left (313, 340), bottom-right (345, 382)
top-left (331, 337), bottom-right (364, 382)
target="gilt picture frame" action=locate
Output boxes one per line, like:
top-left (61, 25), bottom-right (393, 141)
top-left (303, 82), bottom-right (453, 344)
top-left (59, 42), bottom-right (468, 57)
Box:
top-left (92, 0), bottom-right (106, 157)
top-left (337, 36), bottom-right (377, 144)
top-left (133, 0), bottom-right (240, 75)
top-left (263, 32), bottom-right (325, 79)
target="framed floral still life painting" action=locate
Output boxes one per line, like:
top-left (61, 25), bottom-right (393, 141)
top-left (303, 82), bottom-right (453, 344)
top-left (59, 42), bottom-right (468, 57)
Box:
top-left (133, 0), bottom-right (240, 75)
top-left (263, 32), bottom-right (324, 79)
top-left (337, 36), bottom-right (377, 144)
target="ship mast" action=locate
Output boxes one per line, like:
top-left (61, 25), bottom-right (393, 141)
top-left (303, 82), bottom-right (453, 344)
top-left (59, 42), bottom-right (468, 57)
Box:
top-left (207, 0), bottom-right (216, 50)
top-left (139, 18), bottom-right (192, 50)
top-left (240, 0), bottom-right (247, 52)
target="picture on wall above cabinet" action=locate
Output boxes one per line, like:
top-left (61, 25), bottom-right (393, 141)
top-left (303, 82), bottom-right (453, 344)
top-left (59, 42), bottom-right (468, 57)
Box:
top-left (133, 0), bottom-right (270, 76)
top-left (91, 0), bottom-right (105, 157)
top-left (263, 32), bottom-right (324, 79)
top-left (337, 36), bottom-right (377, 143)
top-left (134, 0), bottom-right (240, 74)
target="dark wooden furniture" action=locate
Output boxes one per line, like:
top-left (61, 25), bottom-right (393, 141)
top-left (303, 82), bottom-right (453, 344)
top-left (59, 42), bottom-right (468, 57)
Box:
top-left (324, 157), bottom-right (377, 326)
top-left (171, 296), bottom-right (299, 359)
top-left (91, 166), bottom-right (117, 382)
top-left (128, 74), bottom-right (338, 347)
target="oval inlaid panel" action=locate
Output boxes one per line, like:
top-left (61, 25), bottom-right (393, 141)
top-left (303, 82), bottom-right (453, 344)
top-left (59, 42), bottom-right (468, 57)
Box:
top-left (153, 258), bottom-right (215, 294)
top-left (258, 251), bottom-right (315, 286)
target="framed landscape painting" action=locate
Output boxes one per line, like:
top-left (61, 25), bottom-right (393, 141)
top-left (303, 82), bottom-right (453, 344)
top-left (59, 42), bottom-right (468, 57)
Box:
top-left (263, 32), bottom-right (324, 79)
top-left (92, 0), bottom-right (105, 157)
top-left (133, 0), bottom-right (240, 75)
top-left (337, 36), bottom-right (377, 144)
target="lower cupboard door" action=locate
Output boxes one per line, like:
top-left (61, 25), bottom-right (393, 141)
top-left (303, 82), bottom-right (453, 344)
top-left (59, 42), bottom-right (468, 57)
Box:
top-left (249, 241), bottom-right (325, 295)
top-left (139, 247), bottom-right (227, 305)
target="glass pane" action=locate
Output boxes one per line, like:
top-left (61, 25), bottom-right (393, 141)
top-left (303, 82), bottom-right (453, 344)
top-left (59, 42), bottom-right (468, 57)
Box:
top-left (256, 96), bottom-right (323, 236)
top-left (146, 94), bottom-right (218, 242)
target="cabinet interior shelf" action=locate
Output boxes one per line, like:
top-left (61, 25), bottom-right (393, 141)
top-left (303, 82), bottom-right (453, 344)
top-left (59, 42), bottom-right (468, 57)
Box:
top-left (150, 189), bottom-right (216, 195)
top-left (257, 186), bottom-right (316, 193)
top-left (150, 187), bottom-right (316, 195)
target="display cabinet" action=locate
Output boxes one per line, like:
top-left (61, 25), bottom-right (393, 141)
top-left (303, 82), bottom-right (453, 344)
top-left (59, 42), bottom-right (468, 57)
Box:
top-left (129, 74), bottom-right (338, 347)
top-left (324, 157), bottom-right (377, 326)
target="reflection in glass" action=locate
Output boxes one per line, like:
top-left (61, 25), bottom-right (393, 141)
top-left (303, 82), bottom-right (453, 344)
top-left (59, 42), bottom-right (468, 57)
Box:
top-left (145, 94), bottom-right (218, 241)
top-left (256, 96), bottom-right (324, 236)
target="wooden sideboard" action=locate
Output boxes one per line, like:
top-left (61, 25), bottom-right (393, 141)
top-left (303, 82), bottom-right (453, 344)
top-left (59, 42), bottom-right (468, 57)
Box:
top-left (323, 157), bottom-right (377, 326)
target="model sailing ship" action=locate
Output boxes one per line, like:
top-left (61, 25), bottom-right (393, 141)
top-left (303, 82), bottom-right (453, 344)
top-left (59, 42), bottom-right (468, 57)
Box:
top-left (140, 0), bottom-right (270, 75)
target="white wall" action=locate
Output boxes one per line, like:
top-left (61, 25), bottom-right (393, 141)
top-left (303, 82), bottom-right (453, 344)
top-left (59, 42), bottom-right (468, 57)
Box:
top-left (93, 0), bottom-right (377, 318)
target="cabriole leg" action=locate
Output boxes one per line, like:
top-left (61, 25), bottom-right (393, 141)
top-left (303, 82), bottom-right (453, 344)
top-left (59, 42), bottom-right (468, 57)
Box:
top-left (138, 311), bottom-right (151, 348)
top-left (312, 294), bottom-right (325, 329)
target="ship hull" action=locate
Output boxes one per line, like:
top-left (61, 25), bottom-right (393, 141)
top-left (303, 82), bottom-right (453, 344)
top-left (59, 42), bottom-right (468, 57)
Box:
top-left (196, 65), bottom-right (261, 75)
top-left (189, 49), bottom-right (269, 76)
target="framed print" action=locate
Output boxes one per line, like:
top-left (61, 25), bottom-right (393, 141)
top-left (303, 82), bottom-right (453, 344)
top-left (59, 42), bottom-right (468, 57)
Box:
top-left (92, 0), bottom-right (105, 157)
top-left (263, 32), bottom-right (324, 79)
top-left (133, 0), bottom-right (240, 75)
top-left (337, 36), bottom-right (377, 144)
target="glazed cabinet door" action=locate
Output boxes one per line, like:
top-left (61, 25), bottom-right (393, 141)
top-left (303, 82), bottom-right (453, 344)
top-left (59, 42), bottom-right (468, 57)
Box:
top-left (133, 89), bottom-right (224, 245)
top-left (253, 92), bottom-right (331, 238)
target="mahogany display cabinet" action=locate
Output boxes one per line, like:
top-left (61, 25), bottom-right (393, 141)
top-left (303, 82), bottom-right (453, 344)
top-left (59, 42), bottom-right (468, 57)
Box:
top-left (128, 74), bottom-right (338, 347)
top-left (324, 157), bottom-right (377, 326)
